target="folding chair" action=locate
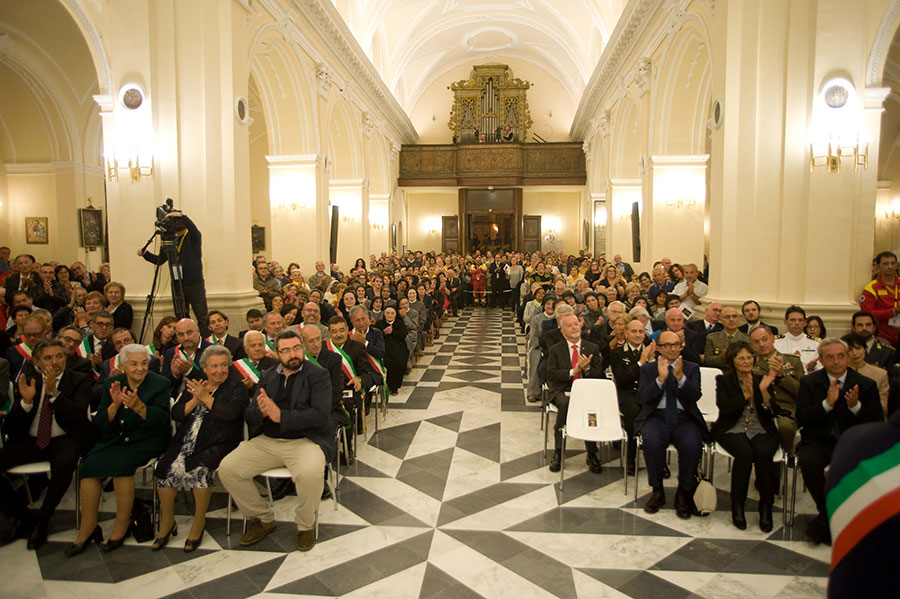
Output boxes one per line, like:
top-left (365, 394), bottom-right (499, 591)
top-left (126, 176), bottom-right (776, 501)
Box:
top-left (706, 442), bottom-right (790, 523)
top-left (559, 379), bottom-right (628, 495)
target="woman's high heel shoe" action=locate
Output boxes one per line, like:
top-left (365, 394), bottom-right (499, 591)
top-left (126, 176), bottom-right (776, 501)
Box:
top-left (183, 530), bottom-right (204, 553)
top-left (64, 525), bottom-right (103, 557)
top-left (102, 529), bottom-right (130, 553)
top-left (151, 522), bottom-right (178, 551)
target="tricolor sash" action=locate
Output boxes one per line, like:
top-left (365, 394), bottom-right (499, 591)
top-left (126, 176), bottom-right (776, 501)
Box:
top-left (176, 345), bottom-right (199, 371)
top-left (146, 343), bottom-right (157, 356)
top-left (265, 338), bottom-right (275, 352)
top-left (326, 340), bottom-right (356, 380)
top-left (107, 354), bottom-right (122, 374)
top-left (13, 342), bottom-right (33, 361)
top-left (76, 337), bottom-right (91, 358)
top-left (205, 334), bottom-right (224, 345)
top-left (304, 351), bottom-right (321, 368)
top-left (233, 358), bottom-right (260, 383)
top-left (364, 353), bottom-right (386, 379)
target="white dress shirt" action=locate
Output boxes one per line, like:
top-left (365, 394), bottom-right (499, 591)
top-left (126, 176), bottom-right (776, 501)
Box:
top-left (22, 371), bottom-right (66, 439)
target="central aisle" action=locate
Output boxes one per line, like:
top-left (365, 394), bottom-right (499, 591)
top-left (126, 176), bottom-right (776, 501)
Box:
top-left (5, 308), bottom-right (831, 599)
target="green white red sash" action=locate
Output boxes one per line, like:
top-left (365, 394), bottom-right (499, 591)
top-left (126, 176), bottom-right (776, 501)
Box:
top-left (233, 358), bottom-right (260, 383)
top-left (205, 334), bottom-right (224, 345)
top-left (13, 342), bottom-right (33, 361)
top-left (325, 340), bottom-right (356, 380)
top-left (265, 338), bottom-right (275, 352)
top-left (146, 343), bottom-right (157, 356)
top-left (76, 337), bottom-right (91, 358)
top-left (304, 351), bottom-right (321, 368)
top-left (176, 345), bottom-right (199, 371)
top-left (107, 355), bottom-right (122, 374)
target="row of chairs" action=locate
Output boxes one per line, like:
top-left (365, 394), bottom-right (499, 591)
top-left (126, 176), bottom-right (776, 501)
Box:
top-left (542, 370), bottom-right (802, 524)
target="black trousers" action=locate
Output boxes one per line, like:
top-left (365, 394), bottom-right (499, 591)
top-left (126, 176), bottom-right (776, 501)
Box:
top-left (0, 436), bottom-right (82, 521)
top-left (641, 411), bottom-right (704, 490)
top-left (717, 431), bottom-right (779, 505)
top-left (182, 282), bottom-right (209, 336)
top-left (797, 442), bottom-right (832, 516)
top-left (552, 391), bottom-right (597, 454)
top-left (618, 394), bottom-right (642, 466)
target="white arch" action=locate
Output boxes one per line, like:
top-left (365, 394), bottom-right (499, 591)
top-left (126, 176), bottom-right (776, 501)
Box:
top-left (867, 0), bottom-right (900, 86)
top-left (59, 0), bottom-right (111, 94)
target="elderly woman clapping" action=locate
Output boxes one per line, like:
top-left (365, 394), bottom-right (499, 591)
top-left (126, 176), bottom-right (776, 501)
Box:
top-left (66, 344), bottom-right (172, 556)
top-left (152, 345), bottom-right (248, 552)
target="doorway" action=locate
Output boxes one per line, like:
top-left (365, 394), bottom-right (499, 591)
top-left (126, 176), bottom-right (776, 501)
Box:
top-left (468, 213), bottom-right (514, 253)
top-left (461, 188), bottom-right (522, 253)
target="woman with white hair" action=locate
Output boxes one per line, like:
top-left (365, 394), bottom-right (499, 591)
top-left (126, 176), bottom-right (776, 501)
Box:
top-left (65, 344), bottom-right (171, 556)
top-left (152, 344), bottom-right (248, 552)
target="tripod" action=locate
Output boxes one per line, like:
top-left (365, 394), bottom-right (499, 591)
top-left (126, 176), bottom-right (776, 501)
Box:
top-left (139, 230), bottom-right (190, 343)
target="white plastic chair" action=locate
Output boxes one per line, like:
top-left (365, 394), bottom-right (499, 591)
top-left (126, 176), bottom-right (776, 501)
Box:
top-left (698, 367), bottom-right (720, 424)
top-left (559, 378), bottom-right (628, 495)
top-left (8, 461), bottom-right (52, 505)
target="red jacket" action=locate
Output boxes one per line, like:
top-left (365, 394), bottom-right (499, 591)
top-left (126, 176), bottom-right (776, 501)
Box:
top-left (860, 275), bottom-right (900, 345)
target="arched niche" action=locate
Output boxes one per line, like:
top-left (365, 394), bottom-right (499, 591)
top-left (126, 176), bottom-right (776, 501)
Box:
top-left (328, 98), bottom-right (362, 180)
top-left (610, 95), bottom-right (641, 179)
top-left (652, 24), bottom-right (712, 155)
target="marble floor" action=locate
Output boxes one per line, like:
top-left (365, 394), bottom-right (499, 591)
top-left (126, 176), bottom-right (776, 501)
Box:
top-left (0, 307), bottom-right (831, 599)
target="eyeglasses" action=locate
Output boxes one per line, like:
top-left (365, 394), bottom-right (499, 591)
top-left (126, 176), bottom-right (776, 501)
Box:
top-left (59, 336), bottom-right (82, 343)
top-left (277, 346), bottom-right (305, 356)
top-left (657, 343), bottom-right (682, 349)
top-left (93, 321), bottom-right (113, 328)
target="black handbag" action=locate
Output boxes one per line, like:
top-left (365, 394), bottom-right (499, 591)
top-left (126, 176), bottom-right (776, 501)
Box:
top-left (130, 498), bottom-right (155, 542)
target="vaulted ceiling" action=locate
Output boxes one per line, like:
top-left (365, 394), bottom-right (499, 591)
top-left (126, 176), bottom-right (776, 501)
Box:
top-left (333, 0), bottom-right (627, 141)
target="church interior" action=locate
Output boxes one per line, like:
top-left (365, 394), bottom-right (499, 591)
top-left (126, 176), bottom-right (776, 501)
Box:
top-left (2, 0), bottom-right (900, 597)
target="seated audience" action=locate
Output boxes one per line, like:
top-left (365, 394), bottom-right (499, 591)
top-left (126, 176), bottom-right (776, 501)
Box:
top-left (671, 263), bottom-right (707, 311)
top-left (375, 306), bottom-right (408, 395)
top-left (738, 300), bottom-right (778, 336)
top-left (843, 333), bottom-right (890, 415)
top-left (748, 326), bottom-right (803, 451)
top-left (774, 305), bottom-right (820, 372)
top-left (205, 310), bottom-right (243, 357)
top-left (703, 307), bottom-right (749, 369)
top-left (796, 338), bottom-right (883, 545)
top-left (609, 319), bottom-right (655, 475)
top-left (153, 345), bottom-right (247, 552)
top-left (710, 341), bottom-right (780, 531)
top-left (299, 326), bottom-right (345, 431)
top-left (67, 344), bottom-right (171, 556)
top-left (104, 281), bottom-right (133, 330)
top-left (151, 315), bottom-right (178, 357)
top-left (850, 310), bottom-right (895, 369)
top-left (56, 326), bottom-right (93, 375)
top-left (636, 331), bottom-right (708, 519)
top-left (0, 340), bottom-right (95, 549)
top-left (804, 315), bottom-right (826, 341)
top-left (218, 330), bottom-right (335, 552)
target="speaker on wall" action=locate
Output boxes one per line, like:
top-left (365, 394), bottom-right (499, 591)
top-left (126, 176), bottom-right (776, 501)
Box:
top-left (329, 205), bottom-right (339, 265)
top-left (631, 202), bottom-right (641, 262)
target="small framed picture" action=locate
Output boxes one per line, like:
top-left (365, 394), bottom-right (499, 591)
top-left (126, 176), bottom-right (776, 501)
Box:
top-left (251, 225), bottom-right (266, 253)
top-left (585, 412), bottom-right (598, 428)
top-left (79, 208), bottom-right (104, 247)
top-left (25, 217), bottom-right (48, 244)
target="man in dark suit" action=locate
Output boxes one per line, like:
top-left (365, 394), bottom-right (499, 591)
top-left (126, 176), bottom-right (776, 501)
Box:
top-left (218, 329), bottom-right (335, 552)
top-left (56, 327), bottom-right (94, 376)
top-left (609, 319), bottom-right (655, 475)
top-left (686, 302), bottom-right (723, 342)
top-left (796, 337), bottom-right (884, 545)
top-left (350, 305), bottom-right (385, 389)
top-left (738, 300), bottom-right (779, 336)
top-left (662, 308), bottom-right (704, 364)
top-left (489, 257), bottom-right (510, 308)
top-left (300, 326), bottom-right (344, 429)
top-left (206, 310), bottom-right (244, 359)
top-left (635, 330), bottom-right (708, 519)
top-left (0, 339), bottom-right (96, 549)
top-left (3, 254), bottom-right (37, 306)
top-left (159, 318), bottom-right (212, 396)
top-left (546, 311), bottom-right (606, 473)
top-left (83, 312), bottom-right (118, 376)
top-left (6, 315), bottom-right (44, 382)
top-left (32, 263), bottom-right (68, 313)
top-left (327, 316), bottom-right (372, 433)
top-left (233, 331), bottom-right (279, 394)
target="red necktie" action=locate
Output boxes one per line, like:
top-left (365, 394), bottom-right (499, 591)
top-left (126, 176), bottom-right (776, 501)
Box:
top-left (36, 389), bottom-right (53, 449)
top-left (571, 344), bottom-right (580, 380)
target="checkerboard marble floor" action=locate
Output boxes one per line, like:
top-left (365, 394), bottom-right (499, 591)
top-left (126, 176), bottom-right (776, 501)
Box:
top-left (1, 307), bottom-right (831, 599)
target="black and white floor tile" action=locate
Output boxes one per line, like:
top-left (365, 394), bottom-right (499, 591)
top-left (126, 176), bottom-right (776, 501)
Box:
top-left (1, 307), bottom-right (830, 598)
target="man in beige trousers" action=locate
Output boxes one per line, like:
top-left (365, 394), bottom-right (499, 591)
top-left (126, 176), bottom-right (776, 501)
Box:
top-left (219, 329), bottom-right (335, 551)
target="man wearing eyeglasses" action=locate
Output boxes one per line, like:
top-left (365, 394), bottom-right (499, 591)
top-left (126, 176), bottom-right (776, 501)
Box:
top-left (85, 311), bottom-right (117, 365)
top-left (635, 330), bottom-right (708, 519)
top-left (56, 326), bottom-right (94, 376)
top-left (6, 316), bottom-right (46, 382)
top-left (218, 329), bottom-right (335, 553)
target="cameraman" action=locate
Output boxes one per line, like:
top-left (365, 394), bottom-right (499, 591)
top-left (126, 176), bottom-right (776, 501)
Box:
top-left (137, 210), bottom-right (209, 335)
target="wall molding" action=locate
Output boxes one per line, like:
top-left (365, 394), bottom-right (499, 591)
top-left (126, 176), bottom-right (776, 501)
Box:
top-left (3, 161), bottom-right (103, 175)
top-left (866, 0), bottom-right (900, 87)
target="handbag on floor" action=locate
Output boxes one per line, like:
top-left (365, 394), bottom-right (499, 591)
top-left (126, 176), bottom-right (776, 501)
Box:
top-left (130, 498), bottom-right (155, 542)
top-left (693, 476), bottom-right (717, 515)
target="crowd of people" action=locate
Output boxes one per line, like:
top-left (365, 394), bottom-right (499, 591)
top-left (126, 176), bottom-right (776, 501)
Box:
top-left (0, 243), bottom-right (897, 571)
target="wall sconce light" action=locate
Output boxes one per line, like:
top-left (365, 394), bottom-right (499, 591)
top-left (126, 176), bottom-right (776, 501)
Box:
top-left (278, 201), bottom-right (300, 212)
top-left (809, 141), bottom-right (868, 174)
top-left (886, 198), bottom-right (900, 220)
top-left (105, 154), bottom-right (154, 183)
top-left (665, 198), bottom-right (697, 209)
top-left (809, 77), bottom-right (869, 174)
top-left (618, 213), bottom-right (632, 222)
top-left (371, 222), bottom-right (385, 231)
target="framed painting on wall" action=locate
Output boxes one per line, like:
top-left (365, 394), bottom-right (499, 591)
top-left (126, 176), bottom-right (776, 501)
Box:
top-left (79, 208), bottom-right (104, 247)
top-left (251, 225), bottom-right (266, 253)
top-left (25, 217), bottom-right (48, 244)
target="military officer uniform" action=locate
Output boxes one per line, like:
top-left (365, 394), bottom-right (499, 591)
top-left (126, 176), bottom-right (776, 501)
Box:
top-left (865, 337), bottom-right (895, 370)
top-left (773, 332), bottom-right (819, 372)
top-left (703, 330), bottom-right (749, 370)
top-left (752, 351), bottom-right (803, 451)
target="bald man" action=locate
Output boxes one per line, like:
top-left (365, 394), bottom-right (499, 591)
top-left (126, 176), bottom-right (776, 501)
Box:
top-left (159, 318), bottom-right (212, 396)
top-left (662, 308), bottom-right (704, 364)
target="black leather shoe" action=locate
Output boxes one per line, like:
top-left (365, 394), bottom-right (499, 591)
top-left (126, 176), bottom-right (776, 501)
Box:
top-left (759, 503), bottom-right (773, 533)
top-left (26, 519), bottom-right (49, 550)
top-left (731, 500), bottom-right (747, 530)
top-left (805, 514), bottom-right (831, 545)
top-left (674, 489), bottom-right (692, 520)
top-left (0, 515), bottom-right (36, 546)
top-left (662, 465), bottom-right (671, 479)
top-left (64, 525), bottom-right (103, 557)
top-left (625, 461), bottom-right (636, 476)
top-left (102, 531), bottom-right (129, 553)
top-left (184, 531), bottom-right (204, 553)
top-left (643, 488), bottom-right (665, 514)
top-left (548, 452), bottom-right (561, 472)
top-left (585, 451), bottom-right (603, 474)
top-left (151, 522), bottom-right (178, 551)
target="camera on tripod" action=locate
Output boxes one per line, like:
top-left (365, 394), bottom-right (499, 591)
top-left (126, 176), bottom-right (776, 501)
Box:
top-left (155, 198), bottom-right (185, 238)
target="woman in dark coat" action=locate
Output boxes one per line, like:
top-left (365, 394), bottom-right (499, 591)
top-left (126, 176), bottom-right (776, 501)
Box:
top-left (152, 345), bottom-right (248, 552)
top-left (375, 307), bottom-right (409, 395)
top-left (66, 345), bottom-right (171, 556)
top-left (710, 341), bottom-right (780, 532)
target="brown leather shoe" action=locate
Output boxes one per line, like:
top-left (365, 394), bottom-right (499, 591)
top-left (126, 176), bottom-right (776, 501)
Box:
top-left (297, 529), bottom-right (316, 552)
top-left (240, 519), bottom-right (277, 546)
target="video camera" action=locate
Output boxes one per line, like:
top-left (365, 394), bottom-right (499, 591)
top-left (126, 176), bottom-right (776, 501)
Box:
top-left (154, 198), bottom-right (185, 238)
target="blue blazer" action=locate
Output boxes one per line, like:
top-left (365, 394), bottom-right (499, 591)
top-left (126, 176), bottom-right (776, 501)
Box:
top-left (634, 359), bottom-right (708, 440)
top-left (362, 327), bottom-right (385, 386)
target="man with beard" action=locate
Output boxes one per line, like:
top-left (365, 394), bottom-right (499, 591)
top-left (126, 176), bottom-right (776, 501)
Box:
top-left (850, 310), bottom-right (895, 369)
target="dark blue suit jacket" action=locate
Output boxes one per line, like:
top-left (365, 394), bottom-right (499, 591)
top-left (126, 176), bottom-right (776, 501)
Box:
top-left (360, 327), bottom-right (385, 386)
top-left (635, 359), bottom-right (708, 440)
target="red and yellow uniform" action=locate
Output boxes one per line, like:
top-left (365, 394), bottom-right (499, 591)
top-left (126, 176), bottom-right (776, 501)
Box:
top-left (860, 275), bottom-right (900, 345)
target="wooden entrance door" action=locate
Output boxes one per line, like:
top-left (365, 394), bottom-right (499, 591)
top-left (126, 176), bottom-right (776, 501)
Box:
top-left (522, 215), bottom-right (541, 254)
top-left (442, 215), bottom-right (459, 253)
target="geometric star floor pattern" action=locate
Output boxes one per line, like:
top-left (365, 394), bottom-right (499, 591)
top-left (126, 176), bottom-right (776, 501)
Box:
top-left (1, 307), bottom-right (831, 599)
